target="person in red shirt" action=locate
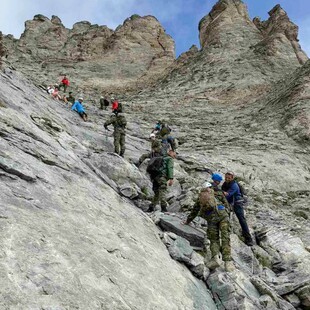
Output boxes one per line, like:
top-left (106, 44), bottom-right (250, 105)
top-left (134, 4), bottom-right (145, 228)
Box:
top-left (59, 75), bottom-right (70, 92)
top-left (111, 98), bottom-right (118, 111)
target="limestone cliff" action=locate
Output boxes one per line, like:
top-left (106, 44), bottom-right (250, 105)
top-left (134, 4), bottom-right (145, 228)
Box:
top-left (253, 4), bottom-right (308, 65)
top-left (3, 14), bottom-right (175, 93)
top-left (153, 0), bottom-right (308, 105)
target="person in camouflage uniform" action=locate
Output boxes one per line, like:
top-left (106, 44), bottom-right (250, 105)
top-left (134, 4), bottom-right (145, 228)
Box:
top-left (66, 92), bottom-right (75, 105)
top-left (146, 148), bottom-right (176, 213)
top-left (104, 111), bottom-right (127, 157)
top-left (183, 180), bottom-right (234, 272)
top-left (211, 173), bottom-right (232, 213)
top-left (136, 133), bottom-right (162, 167)
top-left (155, 120), bottom-right (177, 153)
top-left (160, 133), bottom-right (177, 153)
top-left (100, 96), bottom-right (110, 110)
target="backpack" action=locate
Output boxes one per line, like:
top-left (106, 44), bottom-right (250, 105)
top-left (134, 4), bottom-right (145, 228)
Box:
top-left (116, 101), bottom-right (123, 113)
top-left (236, 181), bottom-right (246, 197)
top-left (159, 123), bottom-right (171, 136)
top-left (117, 102), bottom-right (123, 112)
top-left (235, 180), bottom-right (249, 206)
top-left (112, 101), bottom-right (123, 112)
top-left (199, 188), bottom-right (224, 216)
top-left (199, 188), bottom-right (218, 209)
top-left (146, 156), bottom-right (164, 179)
top-left (160, 135), bottom-right (177, 153)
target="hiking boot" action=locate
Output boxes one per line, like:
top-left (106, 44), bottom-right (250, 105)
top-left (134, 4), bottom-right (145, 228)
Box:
top-left (146, 205), bottom-right (155, 213)
top-left (225, 261), bottom-right (235, 272)
top-left (207, 256), bottom-right (221, 270)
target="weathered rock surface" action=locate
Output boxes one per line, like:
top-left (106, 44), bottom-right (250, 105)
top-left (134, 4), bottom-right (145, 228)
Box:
top-left (253, 4), bottom-right (308, 65)
top-left (1, 0), bottom-right (310, 309)
top-left (3, 14), bottom-right (175, 94)
top-left (0, 69), bottom-right (215, 309)
top-left (152, 0), bottom-right (308, 105)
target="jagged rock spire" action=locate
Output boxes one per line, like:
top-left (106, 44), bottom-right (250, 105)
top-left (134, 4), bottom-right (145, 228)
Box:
top-left (253, 4), bottom-right (308, 64)
top-left (198, 0), bottom-right (260, 50)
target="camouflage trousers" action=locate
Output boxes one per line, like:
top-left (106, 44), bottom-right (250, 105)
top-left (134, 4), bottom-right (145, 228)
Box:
top-left (205, 210), bottom-right (231, 261)
top-left (114, 130), bottom-right (125, 156)
top-left (152, 176), bottom-right (168, 210)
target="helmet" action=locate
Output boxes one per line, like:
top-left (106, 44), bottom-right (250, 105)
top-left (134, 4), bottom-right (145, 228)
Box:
top-left (78, 97), bottom-right (83, 101)
top-left (212, 173), bottom-right (223, 182)
top-left (149, 133), bottom-right (156, 139)
top-left (202, 182), bottom-right (212, 188)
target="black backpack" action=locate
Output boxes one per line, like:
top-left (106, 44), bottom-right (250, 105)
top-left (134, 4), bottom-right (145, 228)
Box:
top-left (236, 181), bottom-right (249, 205)
top-left (146, 156), bottom-right (164, 178)
top-left (116, 102), bottom-right (123, 113)
top-left (236, 181), bottom-right (246, 196)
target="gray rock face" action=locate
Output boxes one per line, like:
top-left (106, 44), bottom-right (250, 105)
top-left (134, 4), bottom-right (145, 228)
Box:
top-left (3, 14), bottom-right (175, 94)
top-left (153, 1), bottom-right (308, 105)
top-left (1, 0), bottom-right (310, 309)
top-left (0, 69), bottom-right (215, 309)
top-left (253, 5), bottom-right (308, 65)
top-left (252, 60), bottom-right (310, 144)
top-left (158, 213), bottom-right (205, 248)
top-left (199, 0), bottom-right (258, 50)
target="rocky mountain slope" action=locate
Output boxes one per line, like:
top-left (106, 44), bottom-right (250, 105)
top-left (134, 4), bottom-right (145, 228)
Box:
top-left (3, 14), bottom-right (175, 93)
top-left (0, 68), bottom-right (215, 310)
top-left (1, 0), bottom-right (310, 309)
top-left (151, 0), bottom-right (308, 105)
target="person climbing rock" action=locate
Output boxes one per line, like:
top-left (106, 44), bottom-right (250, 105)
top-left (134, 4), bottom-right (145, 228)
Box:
top-left (100, 96), bottom-right (110, 110)
top-left (146, 148), bottom-right (176, 213)
top-left (71, 97), bottom-right (88, 122)
top-left (59, 75), bottom-right (70, 93)
top-left (136, 133), bottom-right (162, 167)
top-left (104, 108), bottom-right (127, 157)
top-left (222, 171), bottom-right (254, 246)
top-left (66, 92), bottom-right (75, 105)
top-left (211, 172), bottom-right (228, 199)
top-left (51, 87), bottom-right (62, 100)
top-left (183, 181), bottom-right (235, 272)
top-left (153, 120), bottom-right (177, 153)
top-left (161, 133), bottom-right (177, 153)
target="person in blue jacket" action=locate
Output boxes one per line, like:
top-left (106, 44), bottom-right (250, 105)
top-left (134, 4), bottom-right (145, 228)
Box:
top-left (71, 97), bottom-right (88, 121)
top-left (222, 171), bottom-right (253, 246)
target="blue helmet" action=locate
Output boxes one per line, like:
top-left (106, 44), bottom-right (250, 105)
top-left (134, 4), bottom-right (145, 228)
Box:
top-left (212, 173), bottom-right (223, 182)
